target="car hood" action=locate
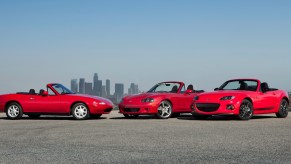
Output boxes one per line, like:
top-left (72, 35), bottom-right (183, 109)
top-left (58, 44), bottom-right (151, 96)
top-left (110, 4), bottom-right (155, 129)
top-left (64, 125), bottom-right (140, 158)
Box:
top-left (197, 90), bottom-right (254, 101)
top-left (123, 92), bottom-right (173, 102)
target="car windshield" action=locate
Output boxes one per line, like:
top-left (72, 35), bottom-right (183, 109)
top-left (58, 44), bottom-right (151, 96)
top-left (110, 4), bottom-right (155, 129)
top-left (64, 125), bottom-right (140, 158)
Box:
top-left (51, 84), bottom-right (75, 94)
top-left (148, 82), bottom-right (181, 93)
top-left (219, 80), bottom-right (258, 91)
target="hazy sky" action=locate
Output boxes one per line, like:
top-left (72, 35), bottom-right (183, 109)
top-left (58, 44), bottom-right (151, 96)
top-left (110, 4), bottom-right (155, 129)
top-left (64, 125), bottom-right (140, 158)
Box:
top-left (0, 0), bottom-right (290, 94)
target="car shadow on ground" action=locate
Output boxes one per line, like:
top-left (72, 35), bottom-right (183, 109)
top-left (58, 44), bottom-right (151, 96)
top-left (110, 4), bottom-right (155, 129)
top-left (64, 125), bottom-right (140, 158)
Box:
top-left (110, 115), bottom-right (158, 120)
top-left (0, 116), bottom-right (108, 121)
top-left (177, 114), bottom-right (277, 121)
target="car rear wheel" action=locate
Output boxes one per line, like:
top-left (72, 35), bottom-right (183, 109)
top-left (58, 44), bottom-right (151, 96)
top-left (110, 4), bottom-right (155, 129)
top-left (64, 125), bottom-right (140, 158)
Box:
top-left (72, 103), bottom-right (90, 120)
top-left (276, 99), bottom-right (289, 118)
top-left (6, 102), bottom-right (23, 120)
top-left (123, 114), bottom-right (139, 119)
top-left (28, 114), bottom-right (41, 119)
top-left (91, 114), bottom-right (102, 119)
top-left (238, 99), bottom-right (253, 120)
top-left (156, 100), bottom-right (172, 119)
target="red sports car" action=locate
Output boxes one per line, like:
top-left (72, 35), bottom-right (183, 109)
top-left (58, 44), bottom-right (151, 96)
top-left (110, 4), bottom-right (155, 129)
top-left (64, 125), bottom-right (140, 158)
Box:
top-left (0, 83), bottom-right (114, 120)
top-left (119, 81), bottom-right (204, 119)
top-left (191, 79), bottom-right (289, 120)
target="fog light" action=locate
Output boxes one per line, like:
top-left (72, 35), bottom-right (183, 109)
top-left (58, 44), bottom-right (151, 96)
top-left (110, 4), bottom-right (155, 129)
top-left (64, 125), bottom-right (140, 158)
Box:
top-left (227, 105), bottom-right (235, 110)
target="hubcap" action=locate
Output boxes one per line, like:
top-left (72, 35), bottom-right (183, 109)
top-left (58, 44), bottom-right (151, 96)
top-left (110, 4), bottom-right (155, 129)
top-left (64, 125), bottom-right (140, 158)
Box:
top-left (74, 105), bottom-right (88, 119)
top-left (8, 105), bottom-right (20, 118)
top-left (281, 101), bottom-right (288, 115)
top-left (240, 102), bottom-right (252, 119)
top-left (158, 102), bottom-right (172, 118)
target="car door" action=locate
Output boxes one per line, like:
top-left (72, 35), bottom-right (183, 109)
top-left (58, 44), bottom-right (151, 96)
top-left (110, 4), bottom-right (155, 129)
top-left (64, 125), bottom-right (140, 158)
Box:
top-left (255, 91), bottom-right (276, 113)
top-left (171, 86), bottom-right (195, 112)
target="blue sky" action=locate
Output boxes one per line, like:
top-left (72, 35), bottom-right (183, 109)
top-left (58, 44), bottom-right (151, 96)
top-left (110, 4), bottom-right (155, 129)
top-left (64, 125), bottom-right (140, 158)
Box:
top-left (0, 0), bottom-right (290, 94)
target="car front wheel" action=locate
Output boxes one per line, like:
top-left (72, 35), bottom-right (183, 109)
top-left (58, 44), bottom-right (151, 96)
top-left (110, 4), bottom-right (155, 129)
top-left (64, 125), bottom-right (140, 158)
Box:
top-left (238, 99), bottom-right (253, 120)
top-left (72, 103), bottom-right (90, 120)
top-left (6, 102), bottom-right (23, 120)
top-left (276, 99), bottom-right (289, 118)
top-left (156, 100), bottom-right (172, 119)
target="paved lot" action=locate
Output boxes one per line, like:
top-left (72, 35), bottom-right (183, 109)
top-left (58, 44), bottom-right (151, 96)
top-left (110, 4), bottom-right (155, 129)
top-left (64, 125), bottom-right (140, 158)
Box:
top-left (0, 110), bottom-right (291, 164)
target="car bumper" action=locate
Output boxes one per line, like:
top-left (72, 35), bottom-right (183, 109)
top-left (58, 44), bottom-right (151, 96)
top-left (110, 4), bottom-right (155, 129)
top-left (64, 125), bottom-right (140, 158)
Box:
top-left (119, 103), bottom-right (159, 115)
top-left (89, 104), bottom-right (113, 114)
top-left (191, 100), bottom-right (241, 115)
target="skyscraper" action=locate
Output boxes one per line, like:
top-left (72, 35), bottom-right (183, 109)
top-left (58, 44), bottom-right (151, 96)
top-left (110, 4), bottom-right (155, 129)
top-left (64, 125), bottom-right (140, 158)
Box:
top-left (85, 82), bottom-right (93, 95)
top-left (114, 83), bottom-right (124, 102)
top-left (71, 79), bottom-right (78, 93)
top-left (106, 79), bottom-right (110, 96)
top-left (79, 78), bottom-right (85, 94)
top-left (128, 83), bottom-right (139, 95)
top-left (101, 85), bottom-right (107, 97)
top-left (93, 73), bottom-right (98, 96)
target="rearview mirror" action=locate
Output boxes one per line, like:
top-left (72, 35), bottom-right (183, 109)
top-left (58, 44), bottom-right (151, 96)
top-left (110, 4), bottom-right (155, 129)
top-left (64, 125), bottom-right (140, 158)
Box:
top-left (214, 88), bottom-right (219, 91)
top-left (42, 91), bottom-right (48, 96)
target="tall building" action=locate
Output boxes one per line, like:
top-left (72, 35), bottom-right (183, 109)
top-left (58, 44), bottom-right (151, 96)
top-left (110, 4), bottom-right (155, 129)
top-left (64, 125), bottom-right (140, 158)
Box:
top-left (106, 79), bottom-right (110, 96)
top-left (79, 78), bottom-right (85, 94)
top-left (114, 83), bottom-right (124, 102)
top-left (93, 73), bottom-right (98, 96)
top-left (85, 82), bottom-right (93, 95)
top-left (70, 79), bottom-right (78, 93)
top-left (128, 83), bottom-right (139, 95)
top-left (101, 85), bottom-right (107, 97)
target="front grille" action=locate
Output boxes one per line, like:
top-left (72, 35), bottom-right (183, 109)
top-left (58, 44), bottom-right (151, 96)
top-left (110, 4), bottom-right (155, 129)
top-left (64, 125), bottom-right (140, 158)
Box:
top-left (196, 103), bottom-right (220, 112)
top-left (123, 108), bottom-right (140, 112)
top-left (105, 108), bottom-right (113, 112)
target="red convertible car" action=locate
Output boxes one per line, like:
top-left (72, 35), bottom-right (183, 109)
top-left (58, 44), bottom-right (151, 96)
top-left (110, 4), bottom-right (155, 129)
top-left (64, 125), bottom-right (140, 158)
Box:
top-left (0, 83), bottom-right (114, 120)
top-left (191, 79), bottom-right (289, 120)
top-left (119, 81), bottom-right (204, 119)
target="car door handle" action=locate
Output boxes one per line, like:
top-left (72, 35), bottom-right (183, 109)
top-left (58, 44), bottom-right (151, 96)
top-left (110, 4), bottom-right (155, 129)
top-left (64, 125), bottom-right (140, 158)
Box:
top-left (30, 97), bottom-right (35, 100)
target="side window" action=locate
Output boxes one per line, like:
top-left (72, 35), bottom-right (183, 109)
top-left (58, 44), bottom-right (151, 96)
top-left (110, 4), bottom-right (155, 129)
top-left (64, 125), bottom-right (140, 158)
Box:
top-left (48, 88), bottom-right (56, 96)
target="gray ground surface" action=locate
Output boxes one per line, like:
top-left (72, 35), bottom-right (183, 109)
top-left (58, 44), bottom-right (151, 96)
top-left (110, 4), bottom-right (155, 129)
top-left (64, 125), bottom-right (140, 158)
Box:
top-left (0, 110), bottom-right (291, 164)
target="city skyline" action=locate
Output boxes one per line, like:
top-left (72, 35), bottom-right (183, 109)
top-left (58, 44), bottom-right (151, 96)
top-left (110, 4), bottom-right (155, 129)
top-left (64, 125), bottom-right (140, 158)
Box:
top-left (71, 73), bottom-right (140, 103)
top-left (0, 1), bottom-right (290, 94)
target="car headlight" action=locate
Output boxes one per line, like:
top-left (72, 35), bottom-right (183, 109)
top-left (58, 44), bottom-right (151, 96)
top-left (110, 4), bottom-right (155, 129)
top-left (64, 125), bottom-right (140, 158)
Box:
top-left (93, 101), bottom-right (106, 107)
top-left (141, 98), bottom-right (154, 103)
top-left (220, 96), bottom-right (235, 100)
top-left (194, 96), bottom-right (199, 100)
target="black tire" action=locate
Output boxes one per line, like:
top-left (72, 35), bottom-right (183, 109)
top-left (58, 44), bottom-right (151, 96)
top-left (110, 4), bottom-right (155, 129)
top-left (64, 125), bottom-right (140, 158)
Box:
top-left (123, 114), bottom-right (139, 119)
top-left (91, 114), bottom-right (102, 119)
top-left (238, 99), bottom-right (253, 120)
top-left (28, 114), bottom-right (41, 119)
top-left (156, 100), bottom-right (173, 119)
top-left (72, 103), bottom-right (90, 120)
top-left (6, 102), bottom-right (23, 120)
top-left (276, 99), bottom-right (289, 118)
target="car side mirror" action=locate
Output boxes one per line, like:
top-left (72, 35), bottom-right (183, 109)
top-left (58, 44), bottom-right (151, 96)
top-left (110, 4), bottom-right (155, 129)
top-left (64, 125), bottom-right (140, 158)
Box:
top-left (185, 89), bottom-right (194, 94)
top-left (214, 88), bottom-right (219, 91)
top-left (42, 91), bottom-right (48, 96)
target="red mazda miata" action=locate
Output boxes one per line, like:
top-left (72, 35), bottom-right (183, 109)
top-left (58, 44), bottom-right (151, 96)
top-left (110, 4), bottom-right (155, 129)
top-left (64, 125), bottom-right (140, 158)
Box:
top-left (191, 79), bottom-right (289, 120)
top-left (119, 81), bottom-right (204, 119)
top-left (0, 83), bottom-right (114, 120)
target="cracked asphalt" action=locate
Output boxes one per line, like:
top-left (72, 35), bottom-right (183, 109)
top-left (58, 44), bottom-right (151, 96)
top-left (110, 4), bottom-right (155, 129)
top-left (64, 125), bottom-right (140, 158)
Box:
top-left (0, 110), bottom-right (291, 164)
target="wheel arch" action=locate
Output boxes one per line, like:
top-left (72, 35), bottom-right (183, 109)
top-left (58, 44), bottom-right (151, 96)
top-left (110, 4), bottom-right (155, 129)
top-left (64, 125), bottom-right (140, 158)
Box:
top-left (70, 101), bottom-right (90, 114)
top-left (161, 99), bottom-right (173, 106)
top-left (243, 97), bottom-right (253, 105)
top-left (282, 97), bottom-right (289, 105)
top-left (5, 100), bottom-right (22, 112)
